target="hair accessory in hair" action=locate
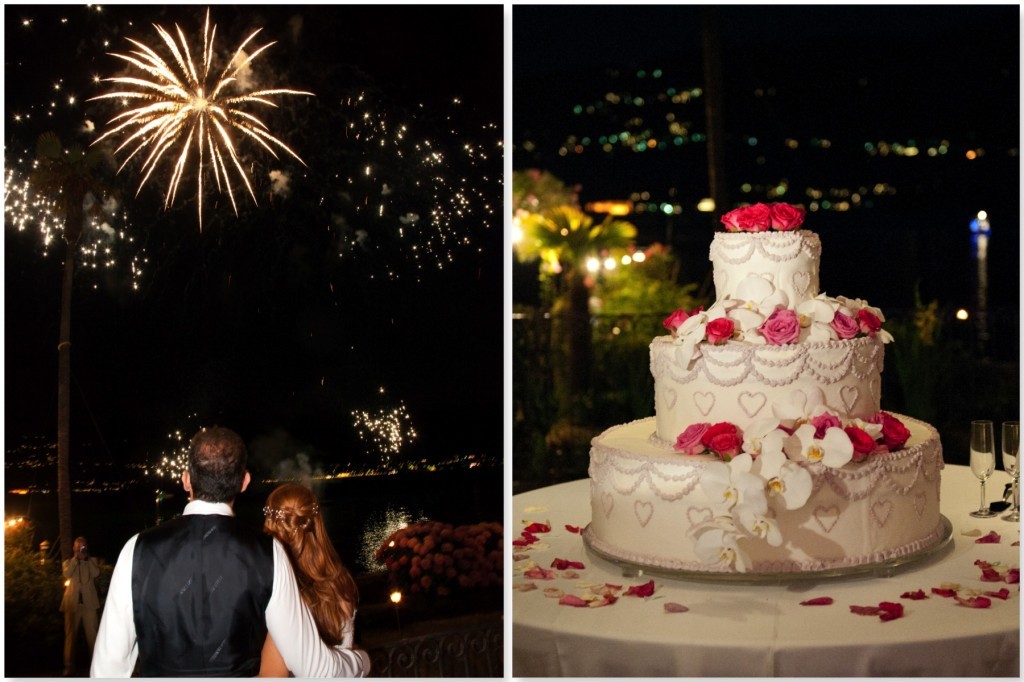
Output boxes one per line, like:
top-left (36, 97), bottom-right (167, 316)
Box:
top-left (263, 503), bottom-right (320, 521)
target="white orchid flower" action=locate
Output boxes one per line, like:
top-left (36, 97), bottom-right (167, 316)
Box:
top-left (725, 275), bottom-right (791, 337)
top-left (793, 423), bottom-right (854, 469)
top-left (736, 500), bottom-right (783, 547)
top-left (693, 524), bottom-right (751, 572)
top-left (846, 417), bottom-right (883, 440)
top-left (772, 387), bottom-right (831, 427)
top-left (672, 310), bottom-right (709, 368)
top-left (742, 418), bottom-right (786, 459)
top-left (700, 453), bottom-right (766, 513)
top-left (757, 448), bottom-right (813, 510)
top-left (796, 296), bottom-right (839, 343)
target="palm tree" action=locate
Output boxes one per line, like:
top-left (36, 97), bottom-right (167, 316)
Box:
top-left (28, 132), bottom-right (115, 562)
top-left (518, 206), bottom-right (636, 407)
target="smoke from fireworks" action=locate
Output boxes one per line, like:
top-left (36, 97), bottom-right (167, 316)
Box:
top-left (89, 9), bottom-right (313, 228)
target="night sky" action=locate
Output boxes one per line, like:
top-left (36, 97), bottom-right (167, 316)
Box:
top-left (4, 5), bottom-right (504, 476)
top-left (513, 4), bottom-right (1019, 320)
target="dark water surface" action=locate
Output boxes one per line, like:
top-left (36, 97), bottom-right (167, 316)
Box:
top-left (4, 466), bottom-right (503, 573)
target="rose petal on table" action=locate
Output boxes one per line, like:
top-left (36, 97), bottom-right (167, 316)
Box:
top-left (800, 596), bottom-right (834, 606)
top-left (984, 587), bottom-right (1011, 600)
top-left (850, 605), bottom-right (882, 616)
top-left (878, 602), bottom-right (904, 621)
top-left (550, 558), bottom-right (586, 570)
top-left (522, 506), bottom-right (547, 514)
top-left (664, 602), bottom-right (689, 613)
top-left (975, 530), bottom-right (1001, 544)
top-left (565, 524), bottom-right (584, 534)
top-left (513, 582), bottom-right (538, 592)
top-left (543, 587), bottom-right (564, 599)
top-left (591, 594), bottom-right (618, 607)
top-left (931, 587), bottom-right (958, 598)
top-left (955, 595), bottom-right (992, 608)
top-left (604, 583), bottom-right (623, 592)
top-left (900, 589), bottom-right (928, 600)
top-left (524, 567), bottom-right (556, 580)
top-left (1005, 568), bottom-right (1019, 584)
top-left (960, 528), bottom-right (983, 537)
top-left (625, 579), bottom-right (656, 597)
top-left (975, 560), bottom-right (1004, 582)
top-left (561, 570), bottom-right (580, 580)
top-left (558, 594), bottom-right (589, 607)
top-left (523, 522), bottom-right (552, 534)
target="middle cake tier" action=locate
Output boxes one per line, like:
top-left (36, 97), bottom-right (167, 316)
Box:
top-left (651, 334), bottom-right (884, 443)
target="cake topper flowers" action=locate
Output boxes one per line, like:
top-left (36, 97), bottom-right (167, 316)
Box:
top-left (721, 202), bottom-right (806, 232)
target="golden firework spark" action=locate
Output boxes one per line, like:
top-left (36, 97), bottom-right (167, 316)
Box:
top-left (89, 9), bottom-right (313, 228)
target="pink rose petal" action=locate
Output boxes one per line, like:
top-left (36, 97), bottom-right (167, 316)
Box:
top-left (878, 602), bottom-right (904, 621)
top-left (931, 587), bottom-right (958, 598)
top-left (561, 570), bottom-right (580, 580)
top-left (513, 582), bottom-right (537, 592)
top-left (624, 579), bottom-right (656, 597)
top-left (800, 597), bottom-right (834, 606)
top-left (558, 594), bottom-right (590, 607)
top-left (975, 530), bottom-right (1001, 544)
top-left (664, 602), bottom-right (689, 613)
top-left (542, 587), bottom-right (563, 599)
top-left (984, 587), bottom-right (1011, 600)
top-left (550, 558), bottom-right (585, 570)
top-left (955, 595), bottom-right (992, 609)
top-left (900, 589), bottom-right (928, 600)
top-left (1005, 568), bottom-right (1019, 584)
top-left (850, 605), bottom-right (882, 616)
top-left (565, 524), bottom-right (584, 534)
top-left (524, 567), bottom-right (556, 580)
top-left (524, 522), bottom-right (551, 534)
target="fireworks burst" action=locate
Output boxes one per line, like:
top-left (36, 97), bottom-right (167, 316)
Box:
top-left (351, 392), bottom-right (418, 468)
top-left (89, 9), bottom-right (314, 228)
top-left (144, 425), bottom-right (194, 480)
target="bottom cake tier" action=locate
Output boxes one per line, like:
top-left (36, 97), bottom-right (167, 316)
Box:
top-left (587, 415), bottom-right (945, 574)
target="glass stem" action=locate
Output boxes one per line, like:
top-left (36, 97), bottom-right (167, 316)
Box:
top-left (979, 479), bottom-right (987, 511)
top-left (1013, 474), bottom-right (1020, 512)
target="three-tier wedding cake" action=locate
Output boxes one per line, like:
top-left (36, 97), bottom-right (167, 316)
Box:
top-left (585, 203), bottom-right (945, 574)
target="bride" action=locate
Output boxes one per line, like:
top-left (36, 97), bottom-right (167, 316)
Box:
top-left (259, 483), bottom-right (360, 676)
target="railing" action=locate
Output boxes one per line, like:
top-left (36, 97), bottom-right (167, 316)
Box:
top-left (366, 615), bottom-right (503, 677)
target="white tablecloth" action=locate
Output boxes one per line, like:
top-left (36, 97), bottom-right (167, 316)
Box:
top-left (512, 464), bottom-right (1020, 677)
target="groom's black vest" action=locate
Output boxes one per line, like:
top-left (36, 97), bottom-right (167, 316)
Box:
top-left (132, 512), bottom-right (275, 677)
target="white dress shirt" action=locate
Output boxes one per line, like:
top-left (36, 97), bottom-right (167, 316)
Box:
top-left (90, 499), bottom-right (370, 677)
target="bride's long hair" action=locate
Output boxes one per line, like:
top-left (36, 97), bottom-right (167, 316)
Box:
top-left (262, 483), bottom-right (358, 646)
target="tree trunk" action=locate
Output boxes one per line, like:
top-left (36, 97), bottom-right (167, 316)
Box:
top-left (566, 269), bottom-right (592, 399)
top-left (56, 235), bottom-right (76, 563)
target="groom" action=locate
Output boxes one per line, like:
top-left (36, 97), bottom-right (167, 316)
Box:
top-left (91, 426), bottom-right (369, 677)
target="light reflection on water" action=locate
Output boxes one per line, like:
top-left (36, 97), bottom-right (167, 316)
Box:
top-left (356, 504), bottom-right (424, 571)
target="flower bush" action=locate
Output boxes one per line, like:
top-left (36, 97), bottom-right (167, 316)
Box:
top-left (376, 520), bottom-right (503, 597)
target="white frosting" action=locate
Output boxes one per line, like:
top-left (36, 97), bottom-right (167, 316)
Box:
top-left (710, 230), bottom-right (821, 307)
top-left (587, 416), bottom-right (944, 573)
top-left (652, 335), bottom-right (883, 442)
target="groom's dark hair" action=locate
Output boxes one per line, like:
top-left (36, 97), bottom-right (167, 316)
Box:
top-left (188, 427), bottom-right (248, 503)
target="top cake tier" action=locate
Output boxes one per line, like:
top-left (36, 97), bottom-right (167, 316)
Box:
top-left (710, 230), bottom-right (821, 308)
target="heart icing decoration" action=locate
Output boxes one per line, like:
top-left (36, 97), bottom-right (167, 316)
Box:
top-left (686, 506), bottom-right (713, 528)
top-left (813, 505), bottom-right (840, 533)
top-left (871, 499), bottom-right (893, 528)
top-left (738, 391), bottom-right (767, 418)
top-left (601, 492), bottom-right (615, 519)
top-left (913, 493), bottom-right (927, 518)
top-left (663, 386), bottom-right (678, 411)
top-left (634, 501), bottom-right (654, 527)
top-left (693, 391), bottom-right (716, 417)
top-left (792, 270), bottom-right (811, 298)
top-left (839, 385), bottom-right (860, 414)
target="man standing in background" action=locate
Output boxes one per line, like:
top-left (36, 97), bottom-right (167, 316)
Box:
top-left (62, 536), bottom-right (101, 676)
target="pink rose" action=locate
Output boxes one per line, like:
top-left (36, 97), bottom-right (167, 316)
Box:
top-left (856, 308), bottom-right (883, 336)
top-left (701, 422), bottom-right (743, 460)
top-left (877, 412), bottom-right (911, 450)
top-left (769, 203), bottom-right (806, 231)
top-left (810, 413), bottom-right (842, 439)
top-left (663, 306), bottom-right (703, 335)
top-left (758, 308), bottom-right (801, 345)
top-left (705, 317), bottom-right (735, 345)
top-left (674, 423), bottom-right (710, 455)
top-left (845, 426), bottom-right (877, 462)
top-left (830, 311), bottom-right (860, 339)
top-left (720, 203), bottom-right (773, 232)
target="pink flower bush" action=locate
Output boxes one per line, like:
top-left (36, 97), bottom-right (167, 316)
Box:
top-left (674, 422), bottom-right (711, 454)
top-left (377, 520), bottom-right (503, 596)
top-left (758, 308), bottom-right (801, 345)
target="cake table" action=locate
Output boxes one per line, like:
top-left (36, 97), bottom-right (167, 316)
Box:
top-left (512, 464), bottom-right (1019, 677)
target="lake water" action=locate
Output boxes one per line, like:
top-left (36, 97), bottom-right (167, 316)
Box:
top-left (4, 466), bottom-right (503, 574)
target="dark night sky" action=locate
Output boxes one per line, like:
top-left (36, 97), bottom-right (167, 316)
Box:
top-left (513, 4), bottom-right (1020, 320)
top-left (4, 5), bottom-right (504, 475)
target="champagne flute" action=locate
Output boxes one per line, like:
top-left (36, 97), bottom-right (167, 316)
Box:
top-left (969, 420), bottom-right (997, 518)
top-left (1001, 421), bottom-right (1019, 522)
